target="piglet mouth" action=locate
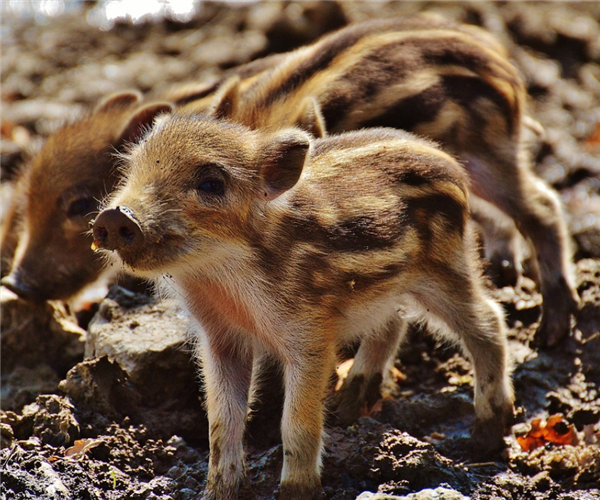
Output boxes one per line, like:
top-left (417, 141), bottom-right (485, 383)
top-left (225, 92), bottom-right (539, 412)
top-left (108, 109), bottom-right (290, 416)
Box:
top-left (91, 206), bottom-right (144, 253)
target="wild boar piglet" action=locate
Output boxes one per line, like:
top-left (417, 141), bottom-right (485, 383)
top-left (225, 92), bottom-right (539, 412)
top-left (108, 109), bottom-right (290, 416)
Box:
top-left (92, 113), bottom-right (514, 500)
top-left (0, 93), bottom-right (173, 302)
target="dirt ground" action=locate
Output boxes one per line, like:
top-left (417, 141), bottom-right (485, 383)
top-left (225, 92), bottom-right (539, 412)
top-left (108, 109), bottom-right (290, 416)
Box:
top-left (1, 1), bottom-right (600, 499)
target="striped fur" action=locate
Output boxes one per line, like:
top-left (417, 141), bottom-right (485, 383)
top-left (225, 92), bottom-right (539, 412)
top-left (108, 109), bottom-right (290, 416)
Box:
top-left (93, 115), bottom-right (514, 500)
top-left (193, 16), bottom-right (579, 347)
top-left (2, 15), bottom-right (578, 346)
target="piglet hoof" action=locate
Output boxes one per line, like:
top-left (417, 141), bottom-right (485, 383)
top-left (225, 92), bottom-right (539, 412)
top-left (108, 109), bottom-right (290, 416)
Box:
top-left (332, 387), bottom-right (363, 427)
top-left (332, 373), bottom-right (382, 427)
top-left (471, 407), bottom-right (514, 460)
top-left (486, 254), bottom-right (520, 288)
top-left (202, 479), bottom-right (240, 500)
top-left (535, 284), bottom-right (579, 349)
top-left (471, 420), bottom-right (506, 460)
top-left (277, 480), bottom-right (324, 500)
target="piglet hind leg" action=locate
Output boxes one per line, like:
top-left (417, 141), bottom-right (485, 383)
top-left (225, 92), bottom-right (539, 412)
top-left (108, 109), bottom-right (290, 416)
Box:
top-left (278, 341), bottom-right (336, 500)
top-left (199, 335), bottom-right (253, 500)
top-left (413, 254), bottom-right (514, 456)
top-left (469, 195), bottom-right (524, 288)
top-left (333, 315), bottom-right (407, 426)
top-left (466, 148), bottom-right (579, 348)
top-left (499, 174), bottom-right (578, 348)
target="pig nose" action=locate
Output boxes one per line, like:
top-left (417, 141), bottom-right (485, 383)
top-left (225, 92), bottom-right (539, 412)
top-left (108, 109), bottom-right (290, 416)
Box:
top-left (92, 206), bottom-right (143, 252)
top-left (1, 270), bottom-right (43, 302)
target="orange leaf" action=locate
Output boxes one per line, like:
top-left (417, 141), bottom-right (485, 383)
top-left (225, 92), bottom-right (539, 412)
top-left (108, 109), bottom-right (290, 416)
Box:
top-left (65, 438), bottom-right (103, 459)
top-left (516, 415), bottom-right (578, 452)
top-left (584, 122), bottom-right (600, 148)
top-left (542, 414), bottom-right (578, 446)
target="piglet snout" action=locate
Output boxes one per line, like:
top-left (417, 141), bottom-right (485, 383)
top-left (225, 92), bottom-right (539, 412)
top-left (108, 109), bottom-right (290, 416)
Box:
top-left (1, 269), bottom-right (42, 302)
top-left (92, 206), bottom-right (143, 252)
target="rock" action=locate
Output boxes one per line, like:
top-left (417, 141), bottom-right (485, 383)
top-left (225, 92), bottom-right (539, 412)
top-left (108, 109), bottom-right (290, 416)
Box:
top-left (2, 2), bottom-right (600, 499)
top-left (1, 450), bottom-right (73, 500)
top-left (58, 356), bottom-right (142, 421)
top-left (1, 421), bottom-right (15, 448)
top-left (1, 365), bottom-right (61, 412)
top-left (62, 287), bottom-right (207, 441)
top-left (0, 287), bottom-right (86, 375)
top-left (376, 392), bottom-right (474, 438)
top-left (564, 183), bottom-right (600, 259)
top-left (356, 487), bottom-right (469, 500)
top-left (322, 418), bottom-right (469, 499)
top-left (85, 286), bottom-right (196, 406)
top-left (371, 430), bottom-right (467, 492)
top-left (575, 259), bottom-right (600, 384)
top-left (20, 395), bottom-right (80, 447)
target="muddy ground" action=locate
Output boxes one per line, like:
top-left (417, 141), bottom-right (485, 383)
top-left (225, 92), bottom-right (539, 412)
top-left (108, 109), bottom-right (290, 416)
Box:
top-left (1, 1), bottom-right (600, 499)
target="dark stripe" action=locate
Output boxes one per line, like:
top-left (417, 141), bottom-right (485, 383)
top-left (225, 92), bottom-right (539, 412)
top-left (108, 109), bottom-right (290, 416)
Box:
top-left (441, 75), bottom-right (515, 133)
top-left (319, 43), bottom-right (418, 131)
top-left (342, 262), bottom-right (405, 292)
top-left (257, 22), bottom-right (403, 109)
top-left (173, 83), bottom-right (221, 106)
top-left (408, 193), bottom-right (466, 249)
top-left (319, 92), bottom-right (354, 131)
top-left (174, 53), bottom-right (289, 106)
top-left (385, 156), bottom-right (468, 188)
top-left (358, 84), bottom-right (445, 132)
top-left (420, 36), bottom-right (518, 88)
top-left (253, 242), bottom-right (333, 300)
top-left (281, 210), bottom-right (403, 254)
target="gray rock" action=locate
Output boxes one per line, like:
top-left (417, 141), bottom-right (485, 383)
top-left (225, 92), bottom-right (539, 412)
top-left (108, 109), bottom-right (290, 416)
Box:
top-left (85, 287), bottom-right (196, 405)
top-left (356, 486), bottom-right (469, 500)
top-left (20, 394), bottom-right (80, 447)
top-left (1, 365), bottom-right (60, 412)
top-left (61, 287), bottom-right (207, 440)
top-left (0, 287), bottom-right (85, 375)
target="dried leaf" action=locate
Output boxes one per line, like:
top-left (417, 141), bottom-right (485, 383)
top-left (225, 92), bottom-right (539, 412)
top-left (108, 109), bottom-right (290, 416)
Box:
top-left (334, 359), bottom-right (354, 392)
top-left (334, 360), bottom-right (405, 392)
top-left (516, 415), bottom-right (578, 452)
top-left (64, 438), bottom-right (103, 459)
top-left (544, 414), bottom-right (578, 446)
top-left (584, 122), bottom-right (600, 148)
top-left (389, 365), bottom-right (406, 382)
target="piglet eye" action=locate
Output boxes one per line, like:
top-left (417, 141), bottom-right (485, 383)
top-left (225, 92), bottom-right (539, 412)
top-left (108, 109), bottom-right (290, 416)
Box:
top-left (67, 197), bottom-right (96, 218)
top-left (197, 178), bottom-right (225, 196)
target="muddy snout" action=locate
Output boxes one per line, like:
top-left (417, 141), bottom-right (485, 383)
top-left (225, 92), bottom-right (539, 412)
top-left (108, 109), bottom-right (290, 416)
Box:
top-left (92, 206), bottom-right (143, 252)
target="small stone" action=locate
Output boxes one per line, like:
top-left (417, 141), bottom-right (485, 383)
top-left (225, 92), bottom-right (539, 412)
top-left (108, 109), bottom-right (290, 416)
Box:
top-left (1, 422), bottom-right (15, 448)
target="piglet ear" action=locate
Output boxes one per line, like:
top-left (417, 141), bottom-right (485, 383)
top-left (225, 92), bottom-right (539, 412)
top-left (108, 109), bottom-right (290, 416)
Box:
top-left (260, 130), bottom-right (310, 200)
top-left (210, 76), bottom-right (240, 120)
top-left (117, 102), bottom-right (174, 145)
top-left (95, 91), bottom-right (142, 113)
top-left (296, 97), bottom-right (327, 138)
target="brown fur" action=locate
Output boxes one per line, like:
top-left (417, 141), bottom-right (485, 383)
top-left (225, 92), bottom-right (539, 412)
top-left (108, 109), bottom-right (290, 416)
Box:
top-left (1, 93), bottom-right (172, 300)
top-left (92, 114), bottom-right (514, 499)
top-left (2, 14), bottom-right (576, 340)
top-left (201, 16), bottom-right (578, 347)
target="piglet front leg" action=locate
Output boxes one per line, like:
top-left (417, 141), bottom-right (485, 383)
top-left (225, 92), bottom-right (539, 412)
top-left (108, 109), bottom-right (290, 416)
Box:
top-left (279, 340), bottom-right (336, 500)
top-left (199, 332), bottom-right (253, 500)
